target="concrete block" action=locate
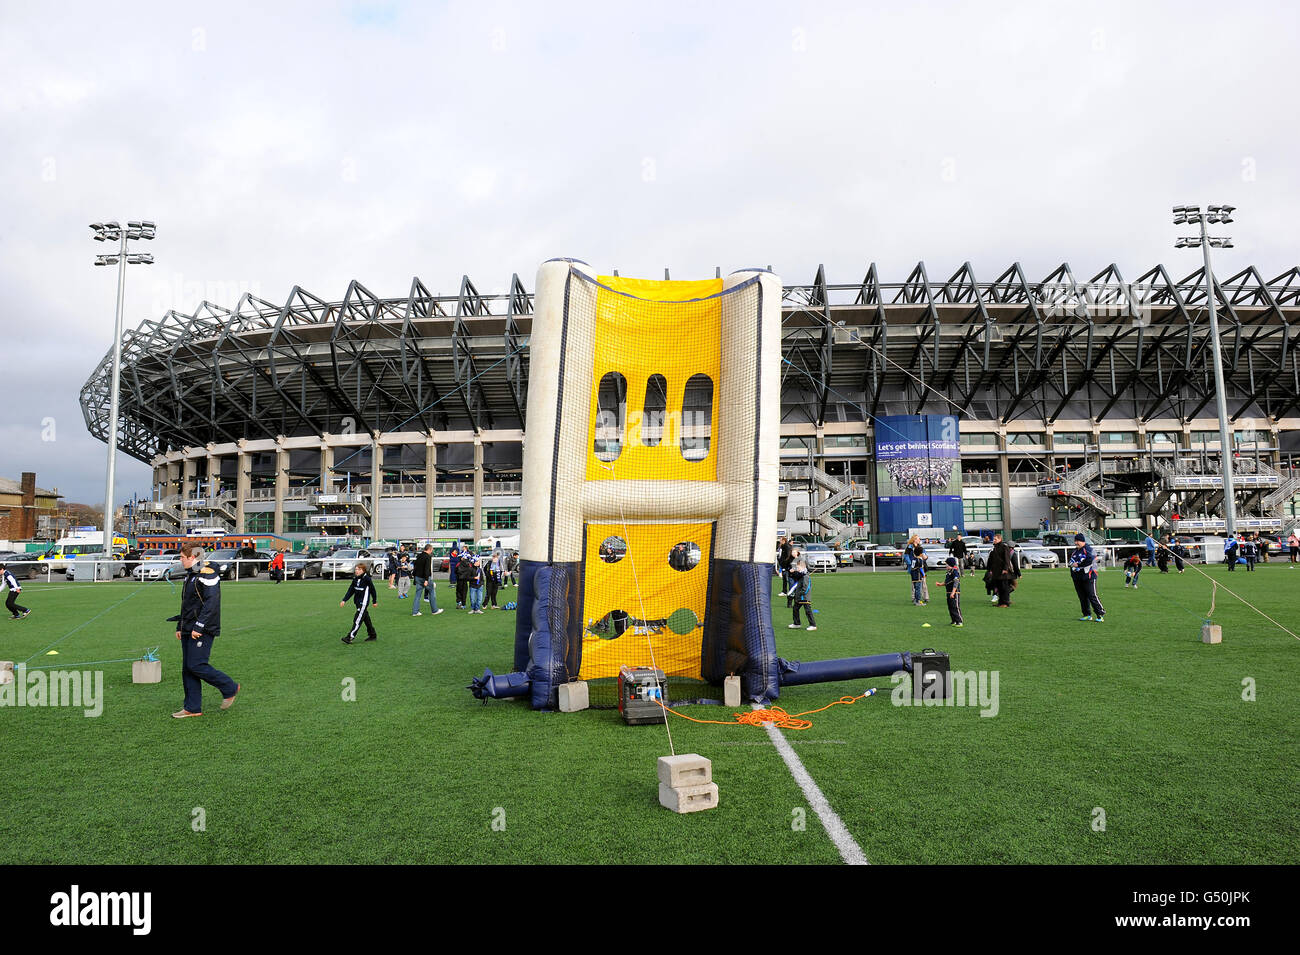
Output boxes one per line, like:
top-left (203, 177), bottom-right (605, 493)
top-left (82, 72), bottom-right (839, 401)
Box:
top-left (133, 660), bottom-right (162, 684)
top-left (1202, 623), bottom-right (1223, 645)
top-left (557, 680), bottom-right (589, 712)
top-left (723, 675), bottom-right (741, 707)
top-left (0, 661), bottom-right (13, 686)
top-left (657, 753), bottom-right (712, 788)
top-left (658, 781), bottom-right (719, 814)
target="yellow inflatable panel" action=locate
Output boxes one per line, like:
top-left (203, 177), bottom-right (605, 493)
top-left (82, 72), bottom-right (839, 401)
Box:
top-left (586, 276), bottom-right (722, 482)
top-left (579, 520), bottom-right (712, 680)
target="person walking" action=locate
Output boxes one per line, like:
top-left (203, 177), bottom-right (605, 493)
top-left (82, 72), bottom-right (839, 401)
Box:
top-left (455, 552), bottom-right (476, 609)
top-left (1243, 534), bottom-right (1257, 572)
top-left (410, 544), bottom-right (443, 617)
top-left (1288, 531), bottom-right (1299, 565)
top-left (397, 551), bottom-right (412, 599)
top-left (1069, 533), bottom-right (1106, 623)
top-left (776, 535), bottom-right (794, 596)
top-left (1156, 538), bottom-right (1171, 574)
top-left (909, 543), bottom-right (929, 606)
top-left (467, 555), bottom-right (485, 614)
top-left (985, 533), bottom-right (1014, 608)
top-left (1224, 534), bottom-right (1239, 571)
top-left (785, 547), bottom-right (801, 608)
top-left (786, 557), bottom-right (817, 631)
top-left (340, 563), bottom-right (379, 644)
top-left (944, 556), bottom-right (963, 627)
top-left (448, 542), bottom-right (463, 605)
top-left (268, 549), bottom-right (286, 584)
top-left (169, 545), bottom-right (239, 717)
top-left (1144, 533), bottom-right (1157, 568)
top-left (485, 549), bottom-right (504, 608)
top-left (1, 564), bottom-right (31, 619)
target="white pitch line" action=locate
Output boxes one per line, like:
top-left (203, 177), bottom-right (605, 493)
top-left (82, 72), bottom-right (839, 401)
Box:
top-left (754, 704), bottom-right (868, 865)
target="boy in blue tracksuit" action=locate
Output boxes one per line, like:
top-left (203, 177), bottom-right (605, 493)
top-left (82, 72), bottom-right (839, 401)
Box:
top-left (1069, 533), bottom-right (1106, 622)
top-left (786, 558), bottom-right (817, 631)
top-left (910, 545), bottom-right (928, 606)
top-left (340, 564), bottom-right (378, 643)
top-left (944, 556), bottom-right (963, 626)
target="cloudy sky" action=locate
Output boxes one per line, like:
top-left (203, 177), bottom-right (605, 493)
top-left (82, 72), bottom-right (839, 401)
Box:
top-left (1, 0), bottom-right (1296, 507)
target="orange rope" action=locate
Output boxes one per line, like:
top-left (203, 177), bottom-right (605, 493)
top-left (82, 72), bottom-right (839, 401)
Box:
top-left (654, 691), bottom-right (874, 731)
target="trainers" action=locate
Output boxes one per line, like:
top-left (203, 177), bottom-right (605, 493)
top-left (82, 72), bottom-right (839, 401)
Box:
top-left (20, 609), bottom-right (31, 618)
top-left (954, 623), bottom-right (964, 628)
top-left (1094, 616), bottom-right (1105, 623)
top-left (806, 625), bottom-right (817, 631)
top-left (220, 685), bottom-right (240, 710)
top-left (341, 635), bottom-right (355, 645)
top-left (171, 709), bottom-right (201, 719)
top-left (433, 608), bottom-right (444, 615)
top-left (474, 609), bottom-right (484, 614)
top-left (364, 635), bottom-right (377, 641)
top-left (777, 591), bottom-right (787, 597)
top-left (787, 623), bottom-right (799, 629)
top-left (1078, 616), bottom-right (1092, 621)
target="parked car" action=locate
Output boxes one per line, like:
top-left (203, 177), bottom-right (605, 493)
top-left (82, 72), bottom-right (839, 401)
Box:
top-left (857, 544), bottom-right (904, 566)
top-left (0, 552), bottom-right (49, 579)
top-left (1017, 546), bottom-right (1060, 568)
top-left (132, 558), bottom-right (183, 581)
top-left (320, 548), bottom-right (385, 577)
top-left (67, 552), bottom-right (126, 580)
top-left (204, 548), bottom-right (251, 580)
top-left (285, 550), bottom-right (325, 579)
top-left (798, 542), bottom-right (838, 573)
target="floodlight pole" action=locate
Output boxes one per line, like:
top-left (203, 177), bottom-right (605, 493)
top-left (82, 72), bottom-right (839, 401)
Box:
top-left (1198, 215), bottom-right (1236, 538)
top-left (102, 230), bottom-right (129, 557)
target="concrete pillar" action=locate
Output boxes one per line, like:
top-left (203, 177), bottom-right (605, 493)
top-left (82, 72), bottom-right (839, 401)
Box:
top-left (274, 443), bottom-right (288, 537)
top-left (236, 444), bottom-right (250, 532)
top-left (997, 432), bottom-right (1012, 537)
top-left (166, 461), bottom-right (180, 499)
top-left (181, 456), bottom-right (197, 500)
top-left (472, 438), bottom-right (484, 541)
top-left (370, 434), bottom-right (382, 541)
top-left (153, 465), bottom-right (167, 500)
top-left (206, 453), bottom-right (219, 497)
top-left (320, 440), bottom-right (333, 492)
top-left (425, 435), bottom-right (437, 536)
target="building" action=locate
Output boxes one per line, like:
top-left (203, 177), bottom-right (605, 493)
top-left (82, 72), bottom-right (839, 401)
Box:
top-left (80, 261), bottom-right (1300, 545)
top-left (0, 473), bottom-right (62, 541)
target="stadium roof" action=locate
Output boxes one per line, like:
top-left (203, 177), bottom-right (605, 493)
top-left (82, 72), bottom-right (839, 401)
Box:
top-left (81, 262), bottom-right (1300, 463)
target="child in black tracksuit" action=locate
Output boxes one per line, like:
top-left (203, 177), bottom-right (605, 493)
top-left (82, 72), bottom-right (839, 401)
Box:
top-left (1243, 537), bottom-right (1257, 571)
top-left (340, 565), bottom-right (379, 644)
top-left (1, 565), bottom-right (31, 619)
top-left (786, 559), bottom-right (817, 631)
top-left (944, 557), bottom-right (963, 626)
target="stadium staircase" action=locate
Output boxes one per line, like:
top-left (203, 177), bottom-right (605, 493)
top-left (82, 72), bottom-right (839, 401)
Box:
top-left (1053, 521), bottom-right (1106, 547)
top-left (182, 491), bottom-right (237, 527)
top-left (781, 465), bottom-right (870, 537)
top-left (1036, 460), bottom-right (1115, 531)
top-left (1149, 458), bottom-right (1296, 532)
top-left (136, 494), bottom-right (182, 533)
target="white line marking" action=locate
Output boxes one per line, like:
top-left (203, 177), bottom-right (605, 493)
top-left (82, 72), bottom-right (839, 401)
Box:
top-left (754, 704), bottom-right (868, 865)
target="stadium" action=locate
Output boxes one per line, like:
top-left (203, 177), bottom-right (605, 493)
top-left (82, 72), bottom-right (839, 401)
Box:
top-left (80, 259), bottom-right (1300, 546)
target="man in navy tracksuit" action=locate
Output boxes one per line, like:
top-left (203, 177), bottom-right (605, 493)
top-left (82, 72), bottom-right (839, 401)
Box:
top-left (340, 564), bottom-right (379, 644)
top-left (1, 564), bottom-right (31, 619)
top-left (1242, 535), bottom-right (1258, 572)
top-left (169, 545), bottom-right (239, 718)
top-left (1069, 533), bottom-right (1106, 623)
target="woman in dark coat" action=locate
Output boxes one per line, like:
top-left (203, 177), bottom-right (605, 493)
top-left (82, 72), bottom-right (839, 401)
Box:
top-left (984, 534), bottom-right (1015, 607)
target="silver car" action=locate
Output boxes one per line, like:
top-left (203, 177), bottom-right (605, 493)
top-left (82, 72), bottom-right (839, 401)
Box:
top-left (797, 543), bottom-right (838, 573)
top-left (132, 558), bottom-right (184, 581)
top-left (320, 549), bottom-right (385, 578)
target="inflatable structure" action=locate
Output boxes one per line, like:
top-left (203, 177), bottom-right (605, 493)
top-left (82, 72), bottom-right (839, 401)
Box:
top-left (470, 259), bottom-right (916, 710)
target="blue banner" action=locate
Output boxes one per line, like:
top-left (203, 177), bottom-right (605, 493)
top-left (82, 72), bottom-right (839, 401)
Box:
top-left (874, 414), bottom-right (964, 535)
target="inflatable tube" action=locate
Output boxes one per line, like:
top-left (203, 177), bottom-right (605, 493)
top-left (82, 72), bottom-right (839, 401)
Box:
top-left (777, 651), bottom-right (912, 687)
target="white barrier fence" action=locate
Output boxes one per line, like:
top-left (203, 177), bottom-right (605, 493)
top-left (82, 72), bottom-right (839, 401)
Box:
top-left (3, 558), bottom-right (390, 584)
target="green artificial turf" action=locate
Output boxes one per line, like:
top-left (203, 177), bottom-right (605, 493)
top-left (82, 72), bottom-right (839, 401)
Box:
top-left (0, 563), bottom-right (1296, 864)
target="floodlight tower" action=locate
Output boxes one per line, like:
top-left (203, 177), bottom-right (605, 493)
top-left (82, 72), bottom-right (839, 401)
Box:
top-left (1173, 204), bottom-right (1236, 536)
top-left (90, 219), bottom-right (156, 556)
